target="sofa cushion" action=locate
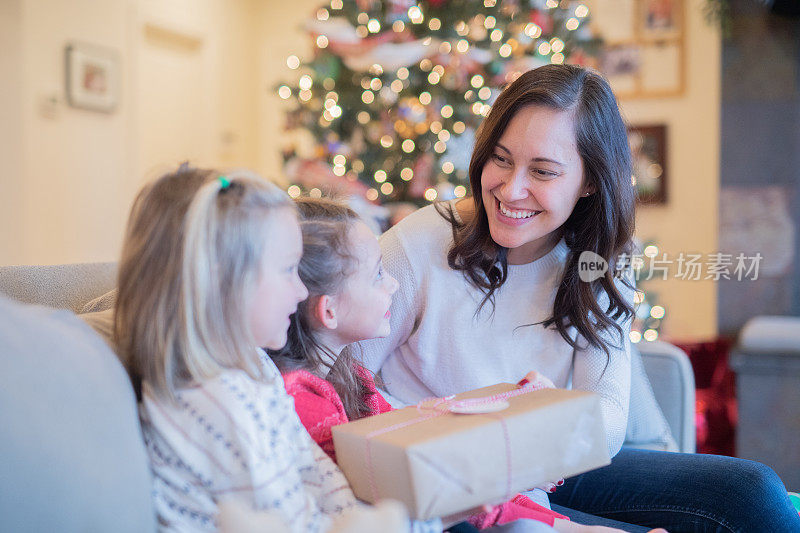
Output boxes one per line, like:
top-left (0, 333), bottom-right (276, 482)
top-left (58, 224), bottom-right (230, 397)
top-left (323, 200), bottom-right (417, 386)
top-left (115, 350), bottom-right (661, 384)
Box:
top-left (0, 262), bottom-right (116, 313)
top-left (81, 288), bottom-right (118, 314)
top-left (738, 315), bottom-right (800, 355)
top-left (0, 296), bottom-right (155, 532)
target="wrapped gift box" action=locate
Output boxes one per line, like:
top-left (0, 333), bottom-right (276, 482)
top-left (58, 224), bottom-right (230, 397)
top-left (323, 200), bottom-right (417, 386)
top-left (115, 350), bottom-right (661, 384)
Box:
top-left (332, 383), bottom-right (610, 520)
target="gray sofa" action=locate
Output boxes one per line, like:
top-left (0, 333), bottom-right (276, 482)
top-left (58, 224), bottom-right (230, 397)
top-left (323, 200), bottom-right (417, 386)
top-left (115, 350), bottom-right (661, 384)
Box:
top-left (0, 262), bottom-right (155, 533)
top-left (731, 315), bottom-right (800, 491)
top-left (0, 262), bottom-right (696, 531)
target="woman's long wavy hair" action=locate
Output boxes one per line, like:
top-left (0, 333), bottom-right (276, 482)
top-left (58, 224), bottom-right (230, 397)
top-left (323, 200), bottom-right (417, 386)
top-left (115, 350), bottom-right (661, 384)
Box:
top-left (438, 64), bottom-right (636, 359)
top-left (268, 197), bottom-right (374, 420)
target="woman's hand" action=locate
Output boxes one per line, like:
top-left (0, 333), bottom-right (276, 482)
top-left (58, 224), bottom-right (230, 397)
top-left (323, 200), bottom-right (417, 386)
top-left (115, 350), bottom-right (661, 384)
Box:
top-left (519, 370), bottom-right (556, 389)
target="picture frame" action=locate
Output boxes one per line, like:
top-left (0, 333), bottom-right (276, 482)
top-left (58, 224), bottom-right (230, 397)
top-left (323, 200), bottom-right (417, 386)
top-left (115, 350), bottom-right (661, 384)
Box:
top-left (601, 44), bottom-right (642, 78)
top-left (65, 42), bottom-right (120, 112)
top-left (628, 125), bottom-right (668, 204)
top-left (601, 44), bottom-right (641, 94)
top-left (638, 0), bottom-right (683, 42)
top-left (591, 0), bottom-right (686, 98)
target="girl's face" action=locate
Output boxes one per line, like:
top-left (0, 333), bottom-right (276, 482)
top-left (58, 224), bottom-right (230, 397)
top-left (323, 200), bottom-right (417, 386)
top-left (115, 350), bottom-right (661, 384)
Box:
top-left (480, 105), bottom-right (591, 264)
top-left (331, 221), bottom-right (399, 346)
top-left (248, 208), bottom-right (308, 350)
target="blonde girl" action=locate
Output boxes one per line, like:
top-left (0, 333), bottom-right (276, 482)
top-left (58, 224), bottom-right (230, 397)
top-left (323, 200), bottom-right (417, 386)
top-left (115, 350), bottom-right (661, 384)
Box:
top-left (114, 167), bottom-right (413, 532)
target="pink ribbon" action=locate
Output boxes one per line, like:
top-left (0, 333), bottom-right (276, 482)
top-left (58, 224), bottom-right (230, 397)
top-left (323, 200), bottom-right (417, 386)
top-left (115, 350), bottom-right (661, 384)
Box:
top-left (362, 383), bottom-right (546, 505)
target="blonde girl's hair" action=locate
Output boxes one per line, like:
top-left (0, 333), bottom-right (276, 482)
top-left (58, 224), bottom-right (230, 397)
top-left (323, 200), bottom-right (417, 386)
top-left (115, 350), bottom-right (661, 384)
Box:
top-left (114, 165), bottom-right (292, 401)
top-left (268, 197), bottom-right (374, 421)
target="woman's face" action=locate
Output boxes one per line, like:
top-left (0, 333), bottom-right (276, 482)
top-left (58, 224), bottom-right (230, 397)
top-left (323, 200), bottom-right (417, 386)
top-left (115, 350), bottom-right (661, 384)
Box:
top-left (480, 105), bottom-right (591, 264)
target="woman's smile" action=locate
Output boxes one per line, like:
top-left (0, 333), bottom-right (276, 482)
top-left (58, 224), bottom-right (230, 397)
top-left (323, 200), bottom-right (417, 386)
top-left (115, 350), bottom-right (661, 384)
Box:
top-left (494, 197), bottom-right (542, 225)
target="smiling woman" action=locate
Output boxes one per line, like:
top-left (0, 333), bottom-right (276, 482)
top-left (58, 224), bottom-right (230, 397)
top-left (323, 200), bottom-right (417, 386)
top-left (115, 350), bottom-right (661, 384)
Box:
top-left (354, 64), bottom-right (800, 532)
top-left (442, 64), bottom-right (636, 360)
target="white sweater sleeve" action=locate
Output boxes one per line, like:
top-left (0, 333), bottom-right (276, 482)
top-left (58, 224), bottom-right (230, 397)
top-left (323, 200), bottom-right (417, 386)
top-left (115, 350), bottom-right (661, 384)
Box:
top-left (570, 274), bottom-right (635, 457)
top-left (353, 226), bottom-right (423, 376)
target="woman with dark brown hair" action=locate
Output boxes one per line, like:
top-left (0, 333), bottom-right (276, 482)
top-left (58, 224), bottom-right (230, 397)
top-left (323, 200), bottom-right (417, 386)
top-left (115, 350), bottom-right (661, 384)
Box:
top-left (354, 65), bottom-right (800, 532)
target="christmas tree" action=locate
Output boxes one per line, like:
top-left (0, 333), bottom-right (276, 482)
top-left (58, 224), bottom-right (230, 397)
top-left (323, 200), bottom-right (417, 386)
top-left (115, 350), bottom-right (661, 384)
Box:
top-left (278, 0), bottom-right (600, 206)
top-left (630, 241), bottom-right (667, 344)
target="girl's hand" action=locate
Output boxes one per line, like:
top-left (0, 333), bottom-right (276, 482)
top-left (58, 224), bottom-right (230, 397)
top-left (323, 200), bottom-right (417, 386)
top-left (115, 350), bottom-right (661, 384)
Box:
top-left (519, 370), bottom-right (556, 389)
top-left (531, 478), bottom-right (565, 493)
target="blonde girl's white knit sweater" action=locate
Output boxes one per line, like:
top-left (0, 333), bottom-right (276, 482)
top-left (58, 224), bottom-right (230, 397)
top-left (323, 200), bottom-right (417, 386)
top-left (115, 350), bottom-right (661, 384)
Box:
top-left (356, 202), bottom-right (633, 458)
top-left (139, 353), bottom-right (358, 533)
top-left (139, 351), bottom-right (441, 533)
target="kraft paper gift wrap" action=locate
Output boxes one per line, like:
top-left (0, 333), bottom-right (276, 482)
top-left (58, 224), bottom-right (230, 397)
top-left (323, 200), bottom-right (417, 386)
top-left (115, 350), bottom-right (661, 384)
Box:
top-left (332, 383), bottom-right (610, 520)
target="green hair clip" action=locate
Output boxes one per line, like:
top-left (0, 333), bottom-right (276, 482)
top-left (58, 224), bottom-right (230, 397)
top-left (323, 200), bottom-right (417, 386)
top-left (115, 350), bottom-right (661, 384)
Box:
top-left (218, 176), bottom-right (231, 190)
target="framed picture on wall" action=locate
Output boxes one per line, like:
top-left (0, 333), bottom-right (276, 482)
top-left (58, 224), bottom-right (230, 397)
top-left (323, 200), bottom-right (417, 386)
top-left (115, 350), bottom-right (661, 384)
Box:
top-left (628, 125), bottom-right (668, 204)
top-left (601, 44), bottom-right (642, 95)
top-left (638, 0), bottom-right (683, 41)
top-left (65, 42), bottom-right (120, 112)
top-left (591, 0), bottom-right (685, 98)
top-left (601, 44), bottom-right (642, 77)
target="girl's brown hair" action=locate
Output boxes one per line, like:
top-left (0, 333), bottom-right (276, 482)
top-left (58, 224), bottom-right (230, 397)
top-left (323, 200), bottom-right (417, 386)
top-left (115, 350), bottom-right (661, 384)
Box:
top-left (268, 197), bottom-right (373, 420)
top-left (114, 165), bottom-right (292, 401)
top-left (438, 64), bottom-right (636, 360)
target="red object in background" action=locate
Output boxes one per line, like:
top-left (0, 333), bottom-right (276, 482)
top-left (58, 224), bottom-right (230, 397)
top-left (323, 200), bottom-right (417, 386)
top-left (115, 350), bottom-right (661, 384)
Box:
top-left (529, 10), bottom-right (554, 34)
top-left (674, 338), bottom-right (738, 456)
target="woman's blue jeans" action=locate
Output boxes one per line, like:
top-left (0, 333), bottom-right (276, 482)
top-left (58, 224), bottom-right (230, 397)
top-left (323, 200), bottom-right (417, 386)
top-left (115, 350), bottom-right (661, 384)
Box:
top-left (549, 447), bottom-right (800, 532)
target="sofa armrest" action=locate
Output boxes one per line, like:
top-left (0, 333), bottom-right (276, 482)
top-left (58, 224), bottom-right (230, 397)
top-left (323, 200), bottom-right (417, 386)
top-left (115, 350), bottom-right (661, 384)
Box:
top-left (637, 341), bottom-right (696, 453)
top-left (0, 262), bottom-right (116, 313)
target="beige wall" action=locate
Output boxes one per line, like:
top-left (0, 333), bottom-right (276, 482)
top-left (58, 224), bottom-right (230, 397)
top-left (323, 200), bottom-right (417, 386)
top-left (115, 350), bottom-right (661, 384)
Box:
top-left (1, 0), bottom-right (261, 266)
top-left (0, 0), bottom-right (24, 263)
top-left (15, 0), bottom-right (134, 265)
top-left (621, 0), bottom-right (721, 341)
top-left (255, 0), bottom-right (321, 182)
top-left (135, 0), bottom-right (260, 180)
